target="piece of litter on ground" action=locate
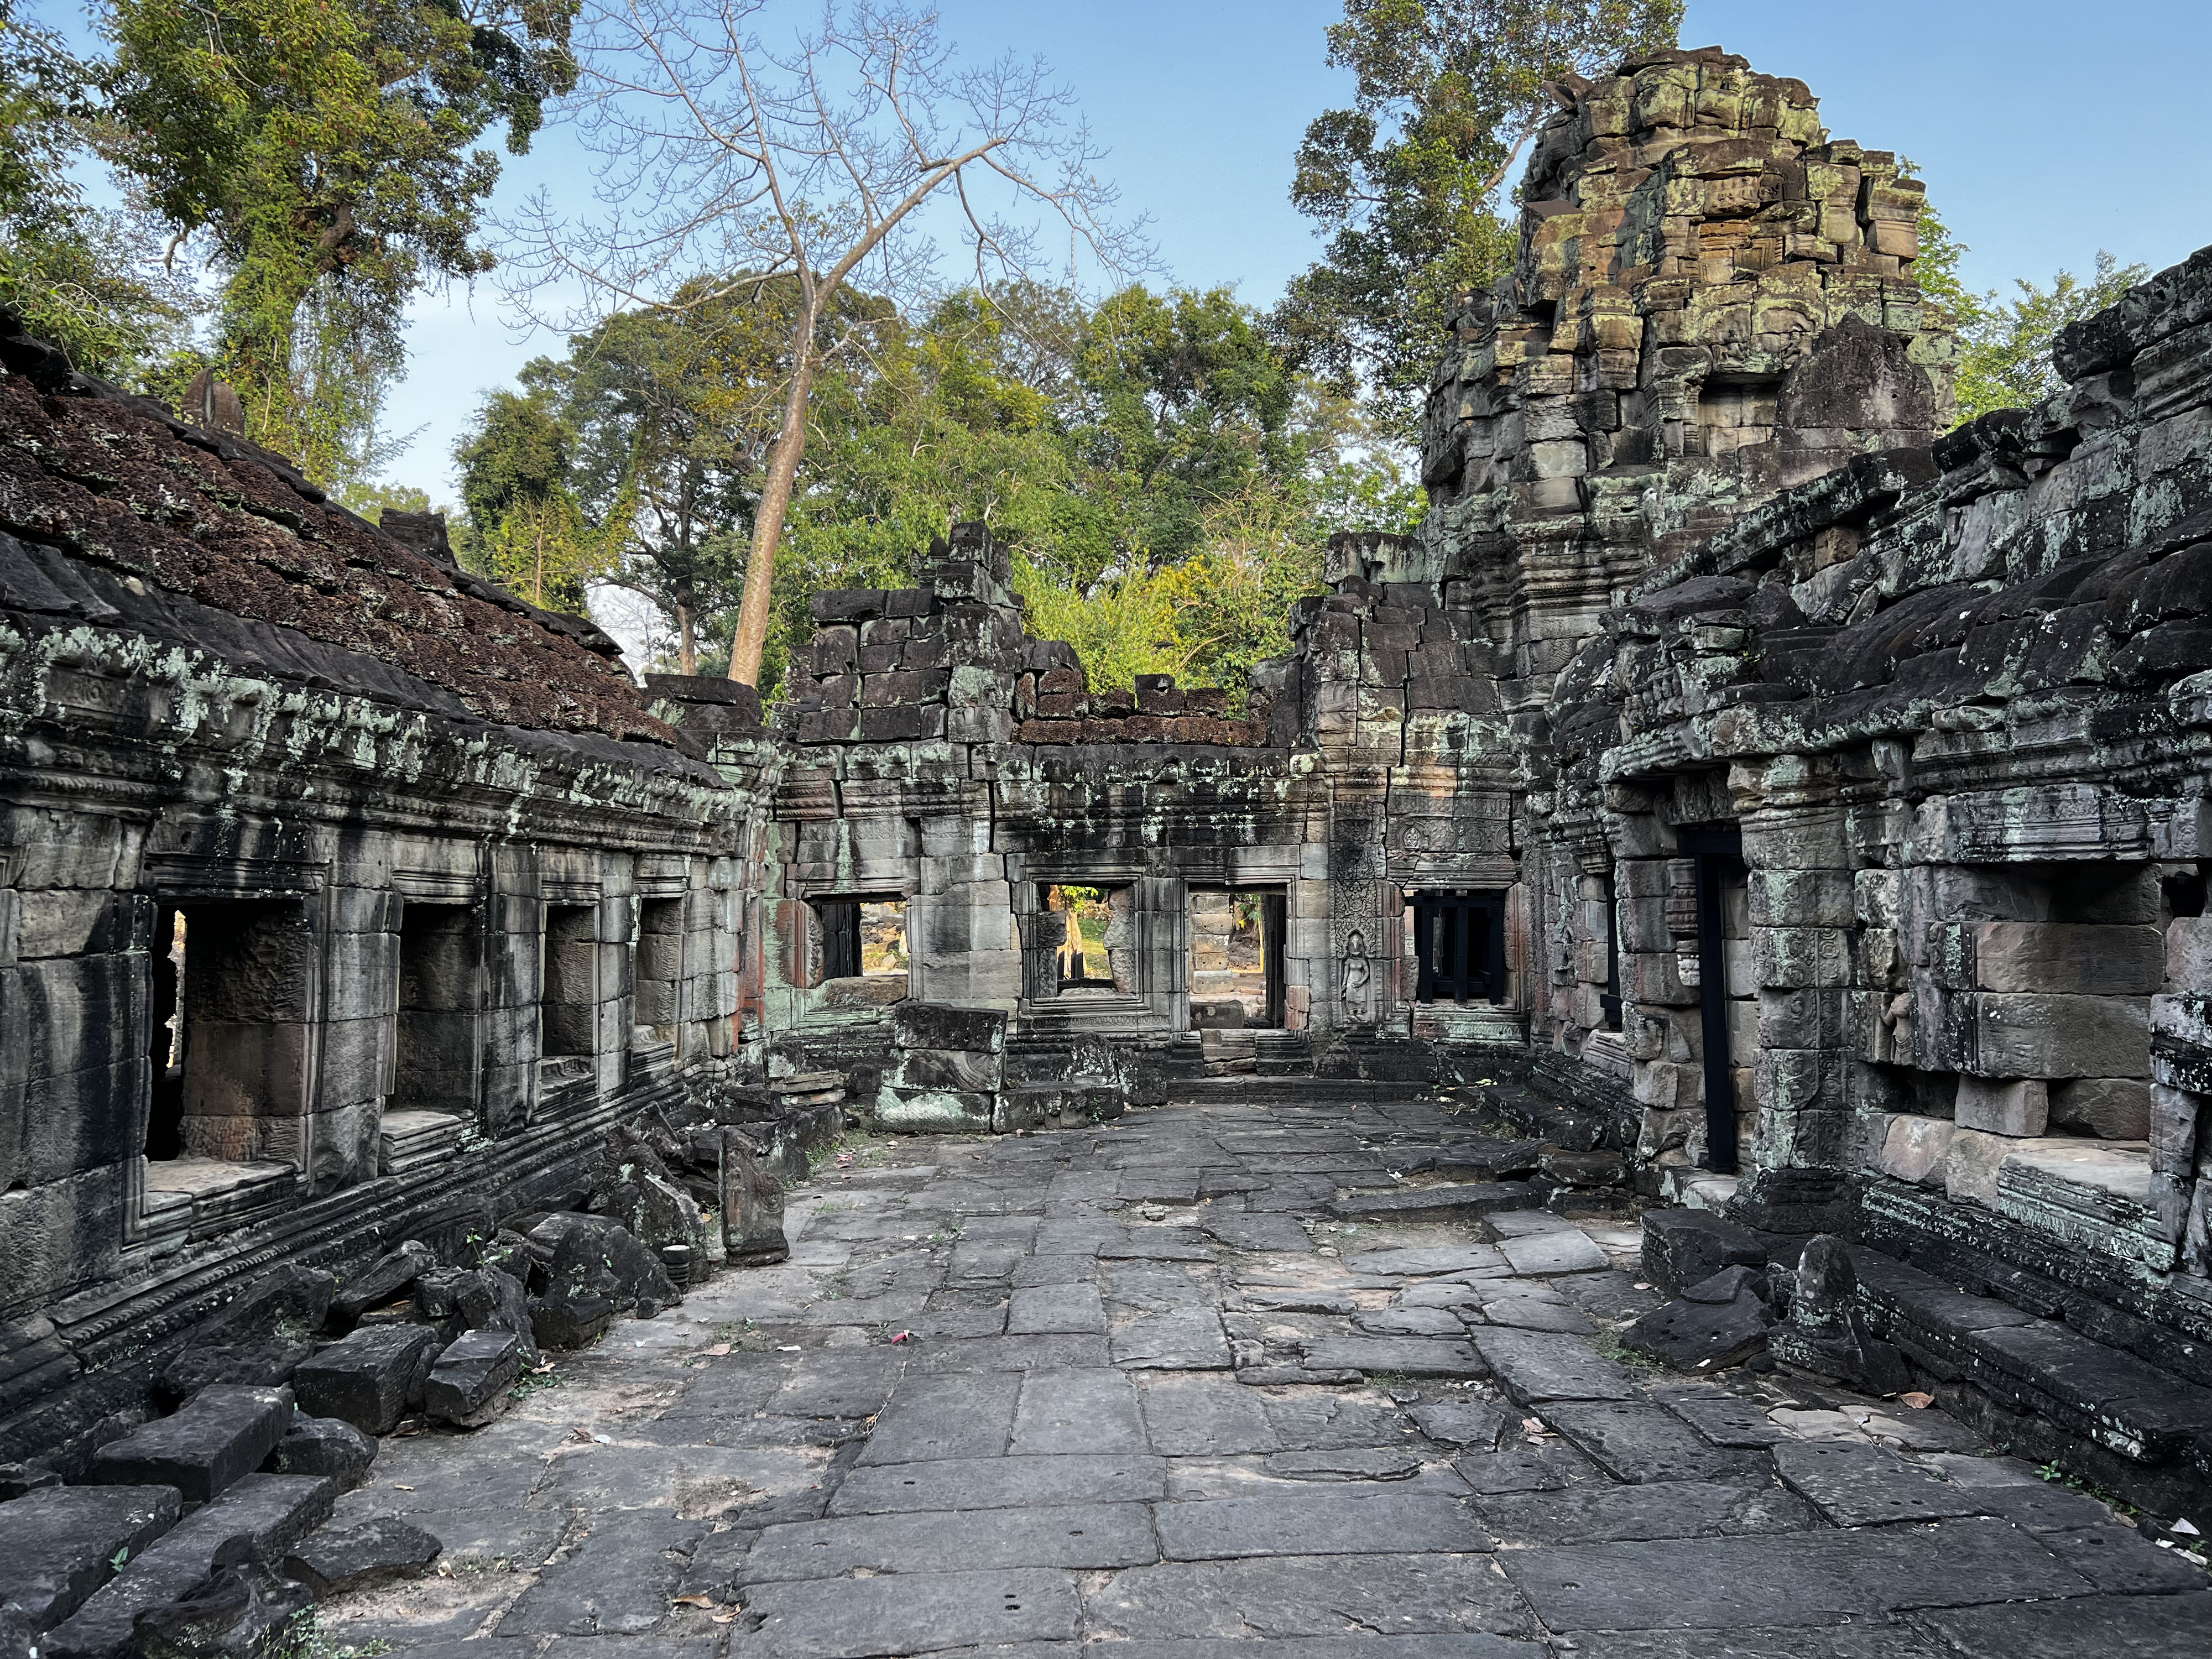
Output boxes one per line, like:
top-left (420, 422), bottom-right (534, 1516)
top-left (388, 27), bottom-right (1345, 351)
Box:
top-left (1899, 1391), bottom-right (1933, 1409)
top-left (703, 1343), bottom-right (732, 1357)
top-left (2174, 1518), bottom-right (2202, 1536)
top-left (1633, 1282), bottom-right (1652, 1291)
top-left (672, 1594), bottom-right (715, 1609)
top-left (392, 1484), bottom-right (414, 1492)
top-left (776, 1344), bottom-right (802, 1352)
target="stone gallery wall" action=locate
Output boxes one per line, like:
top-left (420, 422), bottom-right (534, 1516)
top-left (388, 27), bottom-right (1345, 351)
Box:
top-left (0, 316), bottom-right (773, 1462)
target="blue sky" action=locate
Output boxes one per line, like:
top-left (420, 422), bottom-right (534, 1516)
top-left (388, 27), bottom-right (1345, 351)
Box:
top-left (379, 0), bottom-right (2212, 500)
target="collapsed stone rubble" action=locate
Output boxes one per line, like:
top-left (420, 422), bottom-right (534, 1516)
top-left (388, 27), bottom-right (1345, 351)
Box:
top-left (1, 38), bottom-right (2210, 1647)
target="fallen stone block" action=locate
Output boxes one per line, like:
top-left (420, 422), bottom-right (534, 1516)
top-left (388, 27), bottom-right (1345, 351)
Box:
top-left (160, 1269), bottom-right (336, 1396)
top-left (45, 1476), bottom-right (333, 1659)
top-left (130, 1559), bottom-right (311, 1659)
top-left (528, 1214), bottom-right (679, 1348)
top-left (89, 1386), bottom-right (294, 1505)
top-left (279, 1517), bottom-right (441, 1597)
top-left (1639, 1208), bottom-right (1766, 1296)
top-left (411, 1266), bottom-right (537, 1362)
top-left (0, 1485), bottom-right (182, 1631)
top-left (422, 1330), bottom-right (521, 1428)
top-left (291, 1326), bottom-right (440, 1436)
top-left (329, 1241), bottom-right (436, 1328)
top-left (261, 1416), bottom-right (374, 1491)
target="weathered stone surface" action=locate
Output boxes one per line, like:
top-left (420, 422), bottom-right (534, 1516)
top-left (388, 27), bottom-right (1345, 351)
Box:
top-left (421, 1329), bottom-right (521, 1428)
top-left (499, 1514), bottom-right (705, 1636)
top-left (1640, 1212), bottom-right (1767, 1297)
top-left (1112, 1310), bottom-right (1232, 1370)
top-left (45, 1473), bottom-right (335, 1659)
top-left (330, 1243), bottom-right (436, 1328)
top-left (1407, 1397), bottom-right (1510, 1450)
top-left (280, 1517), bottom-right (442, 1595)
top-left (1501, 1520), bottom-right (2093, 1631)
top-left (1538, 1401), bottom-right (1760, 1484)
top-left (737, 1504), bottom-right (1157, 1582)
top-left (292, 1327), bottom-right (439, 1436)
top-left (1298, 1338), bottom-right (1487, 1378)
top-left (1089, 1553), bottom-right (1535, 1641)
top-left (1329, 1183), bottom-right (1536, 1224)
top-left (129, 1559), bottom-right (312, 1659)
top-left (1770, 1439), bottom-right (1985, 1526)
top-left (1155, 1491), bottom-right (1490, 1559)
top-left (1472, 1329), bottom-right (1639, 1404)
top-left (1472, 1479), bottom-right (1818, 1544)
top-left (1621, 1290), bottom-right (1773, 1373)
top-left (1260, 1447), bottom-right (1423, 1481)
top-left (89, 1386), bottom-right (293, 1505)
top-left (0, 1486), bottom-right (182, 1632)
top-left (1498, 1230), bottom-right (1611, 1276)
top-left (160, 1269), bottom-right (336, 1395)
top-left (828, 1454), bottom-right (1167, 1516)
top-left (732, 1567), bottom-right (1080, 1658)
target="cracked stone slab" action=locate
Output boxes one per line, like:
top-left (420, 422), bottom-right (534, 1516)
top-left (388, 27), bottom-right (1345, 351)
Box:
top-left (1007, 1281), bottom-right (1107, 1334)
top-left (1647, 1384), bottom-right (1792, 1449)
top-left (499, 1513), bottom-right (706, 1636)
top-left (1261, 1447), bottom-right (1423, 1481)
top-left (1202, 1213), bottom-right (1316, 1253)
top-left (1088, 1552), bottom-right (1537, 1641)
top-left (1329, 1185), bottom-right (1538, 1225)
top-left (1102, 1639), bottom-right (1544, 1659)
top-left (1770, 1439), bottom-right (1985, 1527)
top-left (1472, 1478), bottom-right (1818, 1544)
top-left (1299, 1338), bottom-right (1486, 1378)
top-left (731, 1566), bottom-right (1082, 1657)
top-left (1470, 1329), bottom-right (1639, 1404)
top-left (1540, 1401), bottom-right (1765, 1484)
top-left (1453, 1437), bottom-right (1609, 1494)
top-left (1012, 1368), bottom-right (1148, 1455)
top-left (1354, 1307), bottom-right (1469, 1337)
top-left (828, 1454), bottom-right (1167, 1515)
top-left (1138, 1374), bottom-right (1282, 1456)
top-left (1496, 1230), bottom-right (1611, 1276)
top-left (1343, 1246), bottom-right (1509, 1279)
top-left (1500, 1519), bottom-right (2093, 1632)
top-left (1155, 1490), bottom-right (1493, 1560)
top-left (857, 1371), bottom-right (1019, 1464)
top-left (1476, 1296), bottom-right (1596, 1335)
top-left (1407, 1397), bottom-right (1509, 1451)
top-left (1112, 1309), bottom-right (1233, 1369)
top-left (1921, 1588), bottom-right (2212, 1657)
top-left (737, 1501), bottom-right (1159, 1582)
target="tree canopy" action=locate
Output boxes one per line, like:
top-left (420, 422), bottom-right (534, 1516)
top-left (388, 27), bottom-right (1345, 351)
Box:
top-left (1274, 0), bottom-right (1682, 433)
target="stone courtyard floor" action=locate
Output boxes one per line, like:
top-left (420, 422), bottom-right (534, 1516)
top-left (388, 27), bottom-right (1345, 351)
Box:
top-left (316, 1090), bottom-right (2210, 1658)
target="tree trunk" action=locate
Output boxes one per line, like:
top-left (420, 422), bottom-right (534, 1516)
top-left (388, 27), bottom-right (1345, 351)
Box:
top-left (678, 603), bottom-right (697, 676)
top-left (726, 307), bottom-right (820, 686)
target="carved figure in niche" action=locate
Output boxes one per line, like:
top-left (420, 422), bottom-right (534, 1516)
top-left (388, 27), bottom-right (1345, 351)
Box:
top-left (1340, 928), bottom-right (1373, 1025)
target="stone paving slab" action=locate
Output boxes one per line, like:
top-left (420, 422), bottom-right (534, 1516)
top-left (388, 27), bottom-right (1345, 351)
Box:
top-left (737, 1500), bottom-right (1160, 1580)
top-left (827, 1454), bottom-right (1170, 1515)
top-left (304, 1092), bottom-right (2203, 1659)
top-left (732, 1566), bottom-right (1084, 1657)
top-left (1501, 1520), bottom-right (2096, 1631)
top-left (1155, 1490), bottom-right (1492, 1558)
top-left (1089, 1553), bottom-right (1537, 1641)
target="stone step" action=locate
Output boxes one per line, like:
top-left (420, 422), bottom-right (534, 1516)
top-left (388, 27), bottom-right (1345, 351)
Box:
top-left (376, 1110), bottom-right (465, 1178)
top-left (1845, 1243), bottom-right (2212, 1519)
top-left (44, 1474), bottom-right (335, 1659)
top-left (87, 1386), bottom-right (294, 1505)
top-left (0, 1485), bottom-right (182, 1631)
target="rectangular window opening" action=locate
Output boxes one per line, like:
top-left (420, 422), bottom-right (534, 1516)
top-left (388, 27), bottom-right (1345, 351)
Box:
top-left (541, 903), bottom-right (599, 1058)
top-left (1044, 884), bottom-right (1133, 994)
top-left (395, 902), bottom-right (478, 1117)
top-left (1191, 887), bottom-right (1286, 1027)
top-left (635, 896), bottom-right (685, 1037)
top-left (1600, 873), bottom-right (1624, 1031)
top-left (152, 899), bottom-right (312, 1165)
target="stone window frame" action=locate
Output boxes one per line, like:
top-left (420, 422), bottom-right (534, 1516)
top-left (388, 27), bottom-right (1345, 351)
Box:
top-left (800, 889), bottom-right (912, 993)
top-left (387, 869), bottom-right (487, 1129)
top-left (128, 853), bottom-right (331, 1248)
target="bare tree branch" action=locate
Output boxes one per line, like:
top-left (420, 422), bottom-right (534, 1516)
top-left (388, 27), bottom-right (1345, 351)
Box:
top-left (498, 0), bottom-right (1150, 684)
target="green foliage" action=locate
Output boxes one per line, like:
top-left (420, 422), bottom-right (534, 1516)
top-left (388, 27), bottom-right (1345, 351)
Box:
top-left (340, 478), bottom-right (433, 520)
top-left (1954, 252), bottom-right (2150, 424)
top-left (1276, 0), bottom-right (1682, 433)
top-left (100, 0), bottom-right (578, 486)
top-left (451, 385), bottom-right (604, 613)
top-left (0, 2), bottom-right (192, 379)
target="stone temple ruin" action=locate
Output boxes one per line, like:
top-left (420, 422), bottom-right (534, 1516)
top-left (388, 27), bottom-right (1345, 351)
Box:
top-left (2, 42), bottom-right (2211, 1641)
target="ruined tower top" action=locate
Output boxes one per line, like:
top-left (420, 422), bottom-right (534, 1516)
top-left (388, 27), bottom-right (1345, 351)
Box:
top-left (1416, 49), bottom-right (1957, 711)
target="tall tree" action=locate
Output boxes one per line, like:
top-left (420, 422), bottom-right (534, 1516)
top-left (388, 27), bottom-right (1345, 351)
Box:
top-left (0, 0), bottom-right (191, 377)
top-left (501, 0), bottom-right (1145, 687)
top-left (1276, 0), bottom-right (1681, 432)
top-left (452, 383), bottom-right (603, 613)
top-left (101, 0), bottom-right (578, 484)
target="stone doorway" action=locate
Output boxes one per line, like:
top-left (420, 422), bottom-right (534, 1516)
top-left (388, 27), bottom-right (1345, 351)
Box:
top-left (1188, 888), bottom-right (1286, 1029)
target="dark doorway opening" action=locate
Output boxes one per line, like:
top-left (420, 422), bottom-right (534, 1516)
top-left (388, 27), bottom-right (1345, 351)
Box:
top-left (1411, 890), bottom-right (1506, 1004)
top-left (1684, 827), bottom-right (1747, 1176)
